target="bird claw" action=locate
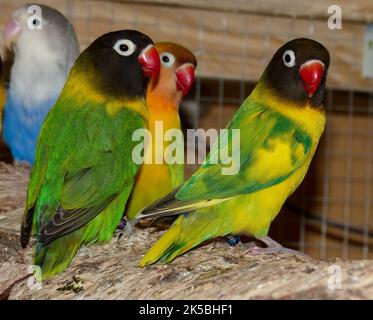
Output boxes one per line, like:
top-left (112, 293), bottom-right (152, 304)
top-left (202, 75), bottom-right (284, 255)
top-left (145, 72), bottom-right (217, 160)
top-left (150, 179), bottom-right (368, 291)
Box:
top-left (117, 218), bottom-right (127, 231)
top-left (117, 231), bottom-right (124, 243)
top-left (226, 235), bottom-right (241, 247)
top-left (115, 217), bottom-right (132, 243)
top-left (244, 236), bottom-right (307, 257)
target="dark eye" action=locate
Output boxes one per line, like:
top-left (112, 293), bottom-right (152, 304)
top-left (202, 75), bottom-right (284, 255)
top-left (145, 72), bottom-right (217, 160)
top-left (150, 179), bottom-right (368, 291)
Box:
top-left (31, 18), bottom-right (41, 27)
top-left (114, 39), bottom-right (136, 56)
top-left (282, 50), bottom-right (296, 67)
top-left (119, 44), bottom-right (128, 52)
top-left (160, 53), bottom-right (175, 67)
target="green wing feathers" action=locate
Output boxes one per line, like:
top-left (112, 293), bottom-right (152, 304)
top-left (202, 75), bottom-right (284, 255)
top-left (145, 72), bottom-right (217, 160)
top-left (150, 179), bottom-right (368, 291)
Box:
top-left (177, 100), bottom-right (312, 201)
top-left (21, 95), bottom-right (146, 278)
top-left (138, 99), bottom-right (313, 219)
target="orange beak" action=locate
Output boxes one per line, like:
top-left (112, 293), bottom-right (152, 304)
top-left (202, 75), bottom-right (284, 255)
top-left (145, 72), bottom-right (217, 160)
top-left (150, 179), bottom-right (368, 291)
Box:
top-left (299, 59), bottom-right (324, 98)
top-left (138, 45), bottom-right (160, 81)
top-left (176, 63), bottom-right (195, 96)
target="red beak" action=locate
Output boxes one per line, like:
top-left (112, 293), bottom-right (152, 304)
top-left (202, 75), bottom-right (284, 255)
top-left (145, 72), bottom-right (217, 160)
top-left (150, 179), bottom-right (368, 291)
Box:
top-left (138, 45), bottom-right (160, 81)
top-left (176, 63), bottom-right (195, 96)
top-left (299, 60), bottom-right (324, 98)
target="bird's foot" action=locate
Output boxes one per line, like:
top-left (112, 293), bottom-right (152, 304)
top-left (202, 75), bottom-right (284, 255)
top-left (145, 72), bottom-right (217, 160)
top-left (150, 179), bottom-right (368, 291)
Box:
top-left (245, 236), bottom-right (307, 257)
top-left (226, 235), bottom-right (241, 247)
top-left (115, 217), bottom-right (133, 242)
top-left (117, 217), bottom-right (127, 231)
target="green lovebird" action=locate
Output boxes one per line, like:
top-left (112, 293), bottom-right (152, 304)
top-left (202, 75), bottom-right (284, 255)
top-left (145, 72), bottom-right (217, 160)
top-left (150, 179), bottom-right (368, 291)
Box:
top-left (20, 30), bottom-right (160, 279)
top-left (137, 38), bottom-right (330, 266)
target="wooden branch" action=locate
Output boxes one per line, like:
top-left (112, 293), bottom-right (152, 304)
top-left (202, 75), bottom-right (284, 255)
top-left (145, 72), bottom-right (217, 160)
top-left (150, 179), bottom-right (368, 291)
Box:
top-left (1, 163), bottom-right (373, 299)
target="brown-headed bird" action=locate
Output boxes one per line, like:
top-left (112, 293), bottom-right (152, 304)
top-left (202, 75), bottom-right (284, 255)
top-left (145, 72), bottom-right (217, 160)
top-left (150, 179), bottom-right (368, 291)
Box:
top-left (124, 42), bottom-right (197, 223)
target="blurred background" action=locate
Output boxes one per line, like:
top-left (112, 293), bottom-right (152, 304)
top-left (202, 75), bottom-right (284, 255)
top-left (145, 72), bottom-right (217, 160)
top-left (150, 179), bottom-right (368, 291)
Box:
top-left (1, 0), bottom-right (373, 260)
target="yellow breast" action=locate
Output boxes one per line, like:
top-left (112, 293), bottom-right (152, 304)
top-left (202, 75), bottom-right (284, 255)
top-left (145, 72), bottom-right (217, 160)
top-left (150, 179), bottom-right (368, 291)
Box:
top-left (125, 99), bottom-right (181, 220)
top-left (225, 85), bottom-right (326, 237)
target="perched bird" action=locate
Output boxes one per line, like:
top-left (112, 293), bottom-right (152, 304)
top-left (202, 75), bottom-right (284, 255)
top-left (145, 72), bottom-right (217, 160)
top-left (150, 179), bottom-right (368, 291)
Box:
top-left (2, 4), bottom-right (79, 164)
top-left (0, 56), bottom-right (5, 133)
top-left (124, 42), bottom-right (197, 222)
top-left (138, 38), bottom-right (330, 266)
top-left (20, 30), bottom-right (160, 279)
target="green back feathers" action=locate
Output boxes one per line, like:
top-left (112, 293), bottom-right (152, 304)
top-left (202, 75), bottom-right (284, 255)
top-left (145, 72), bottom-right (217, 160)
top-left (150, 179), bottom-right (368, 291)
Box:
top-left (36, 96), bottom-right (145, 233)
top-left (23, 93), bottom-right (146, 278)
top-left (175, 98), bottom-right (313, 202)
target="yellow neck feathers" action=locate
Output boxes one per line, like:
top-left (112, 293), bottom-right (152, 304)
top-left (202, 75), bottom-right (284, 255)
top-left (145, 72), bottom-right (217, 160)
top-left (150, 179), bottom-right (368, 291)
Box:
top-left (251, 81), bottom-right (326, 140)
top-left (62, 68), bottom-right (148, 119)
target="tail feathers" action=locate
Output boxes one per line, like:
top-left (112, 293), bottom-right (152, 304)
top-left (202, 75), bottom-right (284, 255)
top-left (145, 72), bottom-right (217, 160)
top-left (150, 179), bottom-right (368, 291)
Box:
top-left (139, 216), bottom-right (202, 267)
top-left (20, 206), bottom-right (35, 248)
top-left (136, 186), bottom-right (228, 221)
top-left (33, 233), bottom-right (81, 280)
top-left (139, 218), bottom-right (184, 267)
top-left (140, 206), bottom-right (233, 267)
top-left (32, 187), bottom-right (132, 279)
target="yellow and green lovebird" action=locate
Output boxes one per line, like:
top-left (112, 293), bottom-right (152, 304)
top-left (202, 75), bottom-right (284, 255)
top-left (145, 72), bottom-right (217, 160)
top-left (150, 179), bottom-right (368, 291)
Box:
top-left (137, 38), bottom-right (330, 266)
top-left (20, 30), bottom-right (160, 279)
top-left (124, 42), bottom-right (197, 222)
top-left (0, 56), bottom-right (5, 133)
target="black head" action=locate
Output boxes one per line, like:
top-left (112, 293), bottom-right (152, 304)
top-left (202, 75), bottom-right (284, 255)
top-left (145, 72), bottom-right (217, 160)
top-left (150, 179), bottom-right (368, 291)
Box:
top-left (77, 30), bottom-right (160, 99)
top-left (262, 38), bottom-right (330, 107)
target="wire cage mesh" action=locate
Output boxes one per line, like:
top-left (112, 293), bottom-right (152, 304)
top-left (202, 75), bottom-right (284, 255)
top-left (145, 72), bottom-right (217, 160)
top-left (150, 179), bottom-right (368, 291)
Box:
top-left (1, 0), bottom-right (373, 260)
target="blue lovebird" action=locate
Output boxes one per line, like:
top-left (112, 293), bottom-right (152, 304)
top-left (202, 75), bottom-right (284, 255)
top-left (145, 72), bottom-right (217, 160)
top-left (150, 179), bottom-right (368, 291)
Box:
top-left (2, 4), bottom-right (79, 164)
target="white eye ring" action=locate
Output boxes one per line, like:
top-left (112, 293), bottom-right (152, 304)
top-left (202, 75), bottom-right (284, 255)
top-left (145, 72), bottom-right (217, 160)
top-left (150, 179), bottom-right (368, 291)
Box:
top-left (113, 39), bottom-right (136, 56)
top-left (282, 50), bottom-right (296, 67)
top-left (160, 52), bottom-right (175, 68)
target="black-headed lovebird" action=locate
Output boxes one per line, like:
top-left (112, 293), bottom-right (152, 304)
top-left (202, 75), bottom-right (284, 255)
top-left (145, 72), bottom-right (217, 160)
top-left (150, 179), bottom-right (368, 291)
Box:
top-left (137, 38), bottom-right (330, 266)
top-left (2, 4), bottom-right (79, 165)
top-left (20, 30), bottom-right (160, 279)
top-left (124, 42), bottom-right (197, 222)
